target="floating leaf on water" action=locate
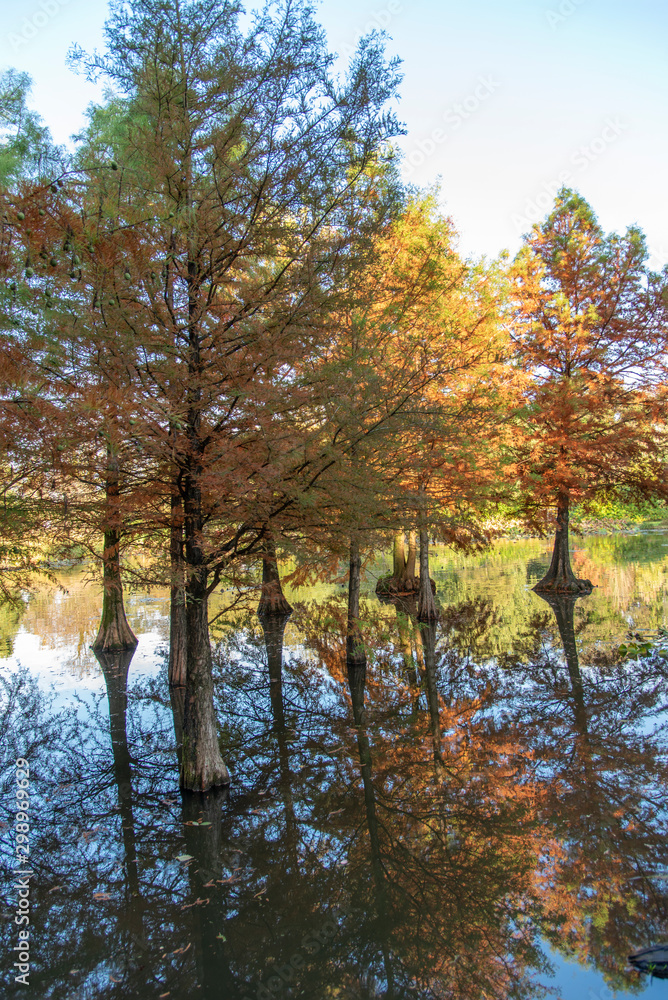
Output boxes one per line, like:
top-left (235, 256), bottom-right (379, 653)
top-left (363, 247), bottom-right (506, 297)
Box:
top-left (176, 854), bottom-right (193, 862)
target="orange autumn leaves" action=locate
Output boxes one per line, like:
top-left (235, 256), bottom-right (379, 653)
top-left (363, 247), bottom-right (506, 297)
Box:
top-left (507, 188), bottom-right (668, 522)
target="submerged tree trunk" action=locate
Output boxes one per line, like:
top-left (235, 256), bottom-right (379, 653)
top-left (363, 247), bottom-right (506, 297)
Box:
top-left (260, 611), bottom-right (299, 852)
top-left (347, 535), bottom-right (367, 668)
top-left (535, 493), bottom-right (593, 594)
top-left (257, 530), bottom-right (293, 616)
top-left (259, 610), bottom-right (291, 732)
top-left (181, 787), bottom-right (236, 999)
top-left (536, 591), bottom-right (589, 738)
top-left (181, 565), bottom-right (229, 791)
top-left (180, 440), bottom-right (229, 791)
top-left (169, 486), bottom-right (187, 688)
top-left (93, 450), bottom-right (137, 652)
top-left (419, 622), bottom-right (442, 764)
top-left (418, 528), bottom-right (438, 622)
top-left (346, 657), bottom-right (396, 996)
top-left (94, 647), bottom-right (143, 910)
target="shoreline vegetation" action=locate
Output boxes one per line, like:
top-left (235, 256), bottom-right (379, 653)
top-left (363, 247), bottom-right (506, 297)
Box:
top-left (487, 500), bottom-right (668, 540)
top-left (3, 508), bottom-right (668, 577)
top-left (2, 498), bottom-right (666, 580)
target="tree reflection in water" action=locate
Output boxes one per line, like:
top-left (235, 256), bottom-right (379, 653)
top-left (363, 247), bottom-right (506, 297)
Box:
top-left (1, 586), bottom-right (667, 998)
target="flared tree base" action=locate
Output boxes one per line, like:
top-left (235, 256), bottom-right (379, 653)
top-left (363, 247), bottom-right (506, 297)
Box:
top-left (536, 496), bottom-right (592, 596)
top-left (180, 750), bottom-right (230, 793)
top-left (534, 573), bottom-right (593, 595)
top-left (346, 638), bottom-right (367, 670)
top-left (92, 600), bottom-right (139, 653)
top-left (417, 596), bottom-right (439, 623)
top-left (376, 575), bottom-right (435, 597)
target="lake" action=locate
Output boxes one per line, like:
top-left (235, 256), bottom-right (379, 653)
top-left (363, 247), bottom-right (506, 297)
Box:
top-left (1, 530), bottom-right (668, 998)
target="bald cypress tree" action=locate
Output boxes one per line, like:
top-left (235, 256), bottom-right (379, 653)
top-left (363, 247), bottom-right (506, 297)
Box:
top-left (509, 189), bottom-right (668, 593)
top-left (65, 0), bottom-right (402, 789)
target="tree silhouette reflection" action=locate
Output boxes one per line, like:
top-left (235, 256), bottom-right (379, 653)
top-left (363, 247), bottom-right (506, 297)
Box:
top-left (2, 587), bottom-right (668, 997)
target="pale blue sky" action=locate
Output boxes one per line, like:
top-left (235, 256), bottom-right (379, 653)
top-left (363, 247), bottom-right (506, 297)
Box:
top-left (1, 0), bottom-right (666, 266)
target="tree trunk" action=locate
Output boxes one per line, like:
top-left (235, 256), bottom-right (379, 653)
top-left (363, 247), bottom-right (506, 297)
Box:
top-left (92, 450), bottom-right (137, 652)
top-left (257, 530), bottom-right (293, 616)
top-left (403, 530), bottom-right (417, 582)
top-left (392, 529), bottom-right (406, 579)
top-left (170, 683), bottom-right (186, 768)
top-left (346, 535), bottom-right (366, 669)
top-left (180, 462), bottom-right (229, 791)
top-left (169, 487), bottom-right (187, 688)
top-left (534, 493), bottom-right (593, 594)
top-left (417, 528), bottom-right (438, 622)
top-left (180, 292), bottom-right (229, 789)
top-left (180, 568), bottom-right (229, 791)
top-left (377, 530), bottom-right (419, 595)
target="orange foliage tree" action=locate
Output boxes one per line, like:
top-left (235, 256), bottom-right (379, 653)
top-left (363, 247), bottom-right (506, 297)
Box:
top-left (508, 188), bottom-right (668, 593)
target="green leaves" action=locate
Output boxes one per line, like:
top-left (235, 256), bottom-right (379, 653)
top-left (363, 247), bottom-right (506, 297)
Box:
top-left (618, 627), bottom-right (668, 661)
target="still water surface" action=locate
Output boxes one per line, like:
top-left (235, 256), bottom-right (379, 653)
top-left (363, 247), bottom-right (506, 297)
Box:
top-left (2, 532), bottom-right (668, 998)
